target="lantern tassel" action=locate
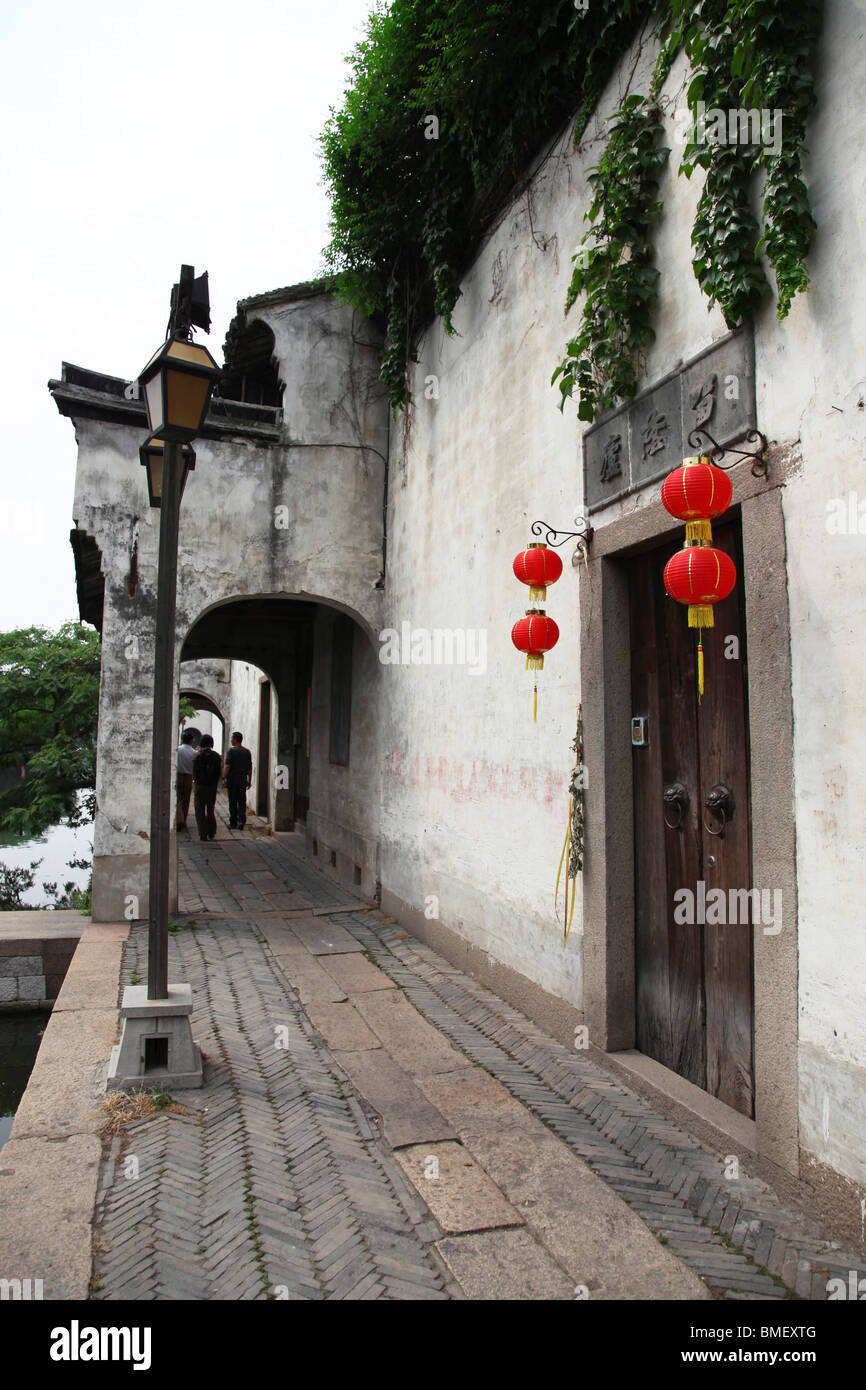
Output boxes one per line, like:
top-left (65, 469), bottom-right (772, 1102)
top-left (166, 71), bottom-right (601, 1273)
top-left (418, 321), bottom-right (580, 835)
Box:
top-left (688, 604), bottom-right (714, 628)
top-left (529, 585), bottom-right (547, 601)
top-left (685, 519), bottom-right (714, 545)
top-left (533, 682), bottom-right (537, 722)
top-left (697, 635), bottom-right (705, 701)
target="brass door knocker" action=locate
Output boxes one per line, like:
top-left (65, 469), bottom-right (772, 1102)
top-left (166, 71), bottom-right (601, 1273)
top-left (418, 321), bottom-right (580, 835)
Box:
top-left (703, 782), bottom-right (735, 837)
top-left (663, 782), bottom-right (689, 830)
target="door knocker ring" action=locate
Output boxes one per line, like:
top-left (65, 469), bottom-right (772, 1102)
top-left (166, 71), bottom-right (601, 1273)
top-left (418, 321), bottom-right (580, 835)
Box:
top-left (703, 783), bottom-right (735, 838)
top-left (663, 782), bottom-right (689, 831)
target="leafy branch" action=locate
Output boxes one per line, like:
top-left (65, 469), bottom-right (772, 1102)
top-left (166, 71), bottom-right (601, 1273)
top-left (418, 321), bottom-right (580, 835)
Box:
top-left (553, 93), bottom-right (669, 422)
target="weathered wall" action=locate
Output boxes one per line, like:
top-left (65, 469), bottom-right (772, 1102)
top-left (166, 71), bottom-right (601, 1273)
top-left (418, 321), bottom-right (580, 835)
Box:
top-left (226, 660), bottom-right (276, 822)
top-left (67, 290), bottom-right (388, 923)
top-left (378, 6), bottom-right (866, 1187)
top-left (307, 608), bottom-right (381, 901)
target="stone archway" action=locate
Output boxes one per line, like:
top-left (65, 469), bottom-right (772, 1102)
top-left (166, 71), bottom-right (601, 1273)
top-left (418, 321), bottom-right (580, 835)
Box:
top-left (181, 594), bottom-right (381, 899)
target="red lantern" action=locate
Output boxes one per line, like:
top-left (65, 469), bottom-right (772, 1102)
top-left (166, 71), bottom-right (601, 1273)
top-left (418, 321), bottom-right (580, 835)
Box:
top-left (511, 609), bottom-right (560, 670)
top-left (512, 542), bottom-right (563, 601)
top-left (512, 608), bottom-right (559, 722)
top-left (662, 455), bottom-right (736, 698)
top-left (661, 456), bottom-right (732, 543)
top-left (663, 546), bottom-right (736, 626)
top-left (664, 546), bottom-right (736, 697)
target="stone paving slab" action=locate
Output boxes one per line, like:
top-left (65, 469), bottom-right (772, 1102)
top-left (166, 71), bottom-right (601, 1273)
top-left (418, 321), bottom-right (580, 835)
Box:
top-left (351, 990), bottom-right (474, 1078)
top-left (321, 954), bottom-right (397, 995)
top-left (417, 1066), bottom-right (710, 1300)
top-left (435, 1228), bottom-right (575, 1300)
top-left (0, 1133), bottom-right (104, 1299)
top-left (306, 1001), bottom-right (382, 1053)
top-left (289, 917), bottom-right (366, 956)
top-left (330, 1049), bottom-right (458, 1149)
top-left (394, 1141), bottom-right (524, 1234)
top-left (269, 947), bottom-right (350, 1005)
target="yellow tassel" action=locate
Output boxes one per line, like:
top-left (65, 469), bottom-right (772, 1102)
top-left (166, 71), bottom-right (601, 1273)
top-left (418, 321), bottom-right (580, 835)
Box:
top-left (697, 636), bottom-right (704, 700)
top-left (685, 519), bottom-right (713, 544)
top-left (529, 584), bottom-right (547, 601)
top-left (533, 683), bottom-right (537, 722)
top-left (525, 653), bottom-right (544, 670)
top-left (688, 604), bottom-right (714, 628)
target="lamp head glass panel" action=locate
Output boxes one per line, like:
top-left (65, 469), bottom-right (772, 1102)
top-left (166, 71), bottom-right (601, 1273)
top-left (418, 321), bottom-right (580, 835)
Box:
top-left (138, 337), bottom-right (221, 442)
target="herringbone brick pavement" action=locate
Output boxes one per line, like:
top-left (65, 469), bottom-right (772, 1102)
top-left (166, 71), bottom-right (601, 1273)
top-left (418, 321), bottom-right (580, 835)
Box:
top-left (93, 910), bottom-right (454, 1300)
top-left (94, 826), bottom-right (866, 1301)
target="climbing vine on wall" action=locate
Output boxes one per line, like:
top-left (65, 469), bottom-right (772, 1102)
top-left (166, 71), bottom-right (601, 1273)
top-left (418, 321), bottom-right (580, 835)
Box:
top-left (552, 94), bottom-right (669, 422)
top-left (320, 0), bottom-right (653, 414)
top-left (320, 0), bottom-right (822, 419)
top-left (555, 0), bottom-right (823, 420)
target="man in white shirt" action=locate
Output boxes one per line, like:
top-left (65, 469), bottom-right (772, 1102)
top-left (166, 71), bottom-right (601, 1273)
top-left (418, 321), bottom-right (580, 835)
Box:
top-left (176, 729), bottom-right (197, 831)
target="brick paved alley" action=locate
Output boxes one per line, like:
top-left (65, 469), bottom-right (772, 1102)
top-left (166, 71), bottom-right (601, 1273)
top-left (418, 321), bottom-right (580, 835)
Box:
top-left (91, 804), bottom-right (866, 1301)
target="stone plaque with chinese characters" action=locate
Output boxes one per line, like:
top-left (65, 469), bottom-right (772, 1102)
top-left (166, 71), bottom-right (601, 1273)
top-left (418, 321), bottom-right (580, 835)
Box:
top-left (680, 328), bottom-right (756, 455)
top-left (583, 414), bottom-right (631, 510)
top-left (581, 326), bottom-right (757, 514)
top-left (629, 374), bottom-right (683, 490)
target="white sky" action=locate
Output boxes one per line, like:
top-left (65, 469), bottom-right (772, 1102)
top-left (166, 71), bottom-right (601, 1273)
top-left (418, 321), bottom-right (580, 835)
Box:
top-left (0, 0), bottom-right (375, 630)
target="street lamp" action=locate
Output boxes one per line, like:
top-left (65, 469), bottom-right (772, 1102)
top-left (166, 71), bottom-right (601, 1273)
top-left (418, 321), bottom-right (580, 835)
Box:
top-left (139, 337), bottom-right (220, 443)
top-left (108, 265), bottom-right (219, 1092)
top-left (139, 436), bottom-right (196, 509)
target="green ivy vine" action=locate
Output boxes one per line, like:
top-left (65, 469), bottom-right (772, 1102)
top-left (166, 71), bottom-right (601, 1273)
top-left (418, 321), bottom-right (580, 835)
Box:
top-left (320, 0), bottom-right (653, 414)
top-left (556, 0), bottom-right (823, 420)
top-left (320, 0), bottom-right (823, 420)
top-left (552, 94), bottom-right (669, 421)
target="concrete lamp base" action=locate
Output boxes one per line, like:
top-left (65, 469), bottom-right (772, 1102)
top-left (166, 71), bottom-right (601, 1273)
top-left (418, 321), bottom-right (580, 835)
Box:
top-left (107, 983), bottom-right (203, 1092)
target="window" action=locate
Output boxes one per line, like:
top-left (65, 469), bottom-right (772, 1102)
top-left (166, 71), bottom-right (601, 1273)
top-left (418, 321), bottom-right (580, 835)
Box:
top-left (329, 615), bottom-right (353, 765)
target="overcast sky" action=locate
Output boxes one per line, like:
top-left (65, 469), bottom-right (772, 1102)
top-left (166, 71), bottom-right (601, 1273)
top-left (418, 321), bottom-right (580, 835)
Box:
top-left (0, 0), bottom-right (374, 632)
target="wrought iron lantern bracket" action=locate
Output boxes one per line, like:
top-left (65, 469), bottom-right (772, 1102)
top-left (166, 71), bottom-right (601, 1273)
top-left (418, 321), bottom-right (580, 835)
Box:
top-left (687, 427), bottom-right (769, 479)
top-left (530, 515), bottom-right (593, 567)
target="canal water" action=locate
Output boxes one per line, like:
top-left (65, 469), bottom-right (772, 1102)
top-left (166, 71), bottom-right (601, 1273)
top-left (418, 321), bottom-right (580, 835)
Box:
top-left (0, 1009), bottom-right (51, 1151)
top-left (0, 819), bottom-right (91, 907)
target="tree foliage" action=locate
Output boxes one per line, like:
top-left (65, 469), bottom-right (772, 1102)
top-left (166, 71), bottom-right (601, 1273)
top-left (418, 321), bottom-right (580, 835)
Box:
top-left (320, 0), bottom-right (653, 411)
top-left (322, 0), bottom-right (822, 423)
top-left (0, 623), bottom-right (101, 839)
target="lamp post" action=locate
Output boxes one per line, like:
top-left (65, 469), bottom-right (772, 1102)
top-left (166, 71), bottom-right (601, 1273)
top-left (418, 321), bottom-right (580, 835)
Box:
top-left (139, 270), bottom-right (220, 1002)
top-left (107, 265), bottom-right (219, 1090)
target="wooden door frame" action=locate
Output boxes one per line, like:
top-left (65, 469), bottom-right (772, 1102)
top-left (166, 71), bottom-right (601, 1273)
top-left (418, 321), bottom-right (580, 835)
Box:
top-left (579, 453), bottom-right (800, 1176)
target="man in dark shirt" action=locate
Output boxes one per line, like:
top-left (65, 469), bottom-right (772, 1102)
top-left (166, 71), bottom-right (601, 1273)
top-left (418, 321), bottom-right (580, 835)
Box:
top-left (192, 734), bottom-right (222, 841)
top-left (223, 731), bottom-right (253, 829)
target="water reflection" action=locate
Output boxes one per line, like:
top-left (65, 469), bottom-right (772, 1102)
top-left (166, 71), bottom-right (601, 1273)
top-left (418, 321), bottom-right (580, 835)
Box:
top-left (0, 1009), bottom-right (50, 1151)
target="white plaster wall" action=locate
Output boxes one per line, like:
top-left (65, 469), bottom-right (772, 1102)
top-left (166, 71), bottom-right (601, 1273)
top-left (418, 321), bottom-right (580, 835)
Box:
top-left (381, 6), bottom-right (866, 1180)
top-left (308, 608), bottom-right (382, 895)
top-left (226, 659), bottom-right (276, 820)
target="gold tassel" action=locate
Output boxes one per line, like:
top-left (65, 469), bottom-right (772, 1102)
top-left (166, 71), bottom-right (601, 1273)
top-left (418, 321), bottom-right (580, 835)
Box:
top-left (525, 653), bottom-right (544, 670)
top-left (697, 636), bottom-right (704, 701)
top-left (529, 584), bottom-right (547, 601)
top-left (685, 519), bottom-right (713, 544)
top-left (688, 604), bottom-right (714, 628)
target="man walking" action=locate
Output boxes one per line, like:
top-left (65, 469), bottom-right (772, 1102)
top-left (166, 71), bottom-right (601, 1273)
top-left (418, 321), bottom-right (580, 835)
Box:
top-left (224, 731), bottom-right (253, 830)
top-left (176, 729), bottom-right (197, 831)
top-left (192, 734), bottom-right (222, 841)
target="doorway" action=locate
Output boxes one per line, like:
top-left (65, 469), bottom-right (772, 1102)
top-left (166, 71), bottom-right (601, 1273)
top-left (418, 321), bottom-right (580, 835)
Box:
top-left (628, 519), bottom-right (754, 1117)
top-left (257, 680), bottom-right (272, 818)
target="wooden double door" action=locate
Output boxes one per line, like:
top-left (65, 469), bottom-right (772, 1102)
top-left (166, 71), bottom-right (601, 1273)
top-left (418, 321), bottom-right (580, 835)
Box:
top-left (629, 520), bottom-right (754, 1117)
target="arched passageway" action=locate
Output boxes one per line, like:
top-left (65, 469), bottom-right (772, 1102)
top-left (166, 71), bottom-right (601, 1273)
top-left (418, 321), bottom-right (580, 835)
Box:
top-left (181, 595), bottom-right (380, 899)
